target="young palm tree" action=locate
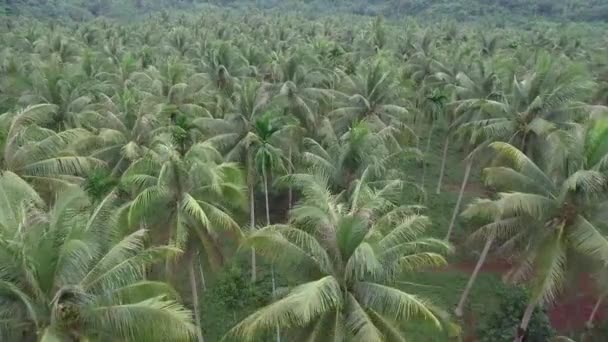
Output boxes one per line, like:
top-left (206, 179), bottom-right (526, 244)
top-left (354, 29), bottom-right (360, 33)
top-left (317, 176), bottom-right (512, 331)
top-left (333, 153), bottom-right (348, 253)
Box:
top-left (227, 171), bottom-right (453, 341)
top-left (0, 188), bottom-right (195, 341)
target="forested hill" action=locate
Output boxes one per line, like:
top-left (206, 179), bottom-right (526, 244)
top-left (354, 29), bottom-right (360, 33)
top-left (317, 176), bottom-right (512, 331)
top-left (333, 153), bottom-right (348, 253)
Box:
top-left (1, 0), bottom-right (608, 22)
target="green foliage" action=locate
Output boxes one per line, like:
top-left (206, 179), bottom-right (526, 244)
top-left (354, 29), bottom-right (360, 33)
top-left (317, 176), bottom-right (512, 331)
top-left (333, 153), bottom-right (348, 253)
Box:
top-left (478, 286), bottom-right (555, 342)
top-left (211, 266), bottom-right (270, 311)
top-left (2, 0), bottom-right (608, 340)
top-left (83, 167), bottom-right (119, 201)
top-left (200, 265), bottom-right (273, 341)
top-left (2, 0), bottom-right (608, 22)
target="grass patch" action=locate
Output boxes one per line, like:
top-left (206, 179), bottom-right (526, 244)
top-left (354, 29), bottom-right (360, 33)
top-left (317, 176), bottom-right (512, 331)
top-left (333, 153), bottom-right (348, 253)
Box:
top-left (400, 270), bottom-right (506, 341)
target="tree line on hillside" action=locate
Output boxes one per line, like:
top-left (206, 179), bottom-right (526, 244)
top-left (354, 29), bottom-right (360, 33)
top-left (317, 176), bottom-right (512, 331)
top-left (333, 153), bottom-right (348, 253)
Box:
top-left (2, 0), bottom-right (608, 22)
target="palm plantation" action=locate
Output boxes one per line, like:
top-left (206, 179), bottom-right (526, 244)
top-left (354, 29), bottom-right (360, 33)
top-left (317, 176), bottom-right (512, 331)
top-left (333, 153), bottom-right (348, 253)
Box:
top-left (2, 1), bottom-right (608, 341)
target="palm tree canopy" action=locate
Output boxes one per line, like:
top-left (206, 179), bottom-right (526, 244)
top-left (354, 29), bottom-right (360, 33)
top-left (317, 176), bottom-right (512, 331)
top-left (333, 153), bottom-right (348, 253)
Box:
top-left (228, 171), bottom-right (453, 341)
top-left (0, 188), bottom-right (195, 341)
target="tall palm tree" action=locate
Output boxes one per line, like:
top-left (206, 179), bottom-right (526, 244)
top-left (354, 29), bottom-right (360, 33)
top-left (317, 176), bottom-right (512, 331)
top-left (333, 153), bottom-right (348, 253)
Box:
top-left (478, 141), bottom-right (608, 342)
top-left (463, 54), bottom-right (593, 160)
top-left (0, 188), bottom-right (196, 341)
top-left (456, 117), bottom-right (608, 318)
top-left (203, 79), bottom-right (271, 282)
top-left (443, 60), bottom-right (502, 241)
top-left (227, 171), bottom-right (453, 341)
top-left (126, 135), bottom-right (244, 268)
top-left (417, 87), bottom-right (448, 191)
top-left (125, 135), bottom-right (244, 341)
top-left (253, 113), bottom-right (292, 342)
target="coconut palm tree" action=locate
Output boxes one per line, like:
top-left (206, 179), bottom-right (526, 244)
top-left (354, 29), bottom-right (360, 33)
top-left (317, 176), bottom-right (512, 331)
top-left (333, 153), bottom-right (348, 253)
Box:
top-left (0, 104), bottom-right (104, 191)
top-left (202, 79), bottom-right (273, 282)
top-left (417, 87), bottom-right (448, 191)
top-left (443, 60), bottom-right (502, 241)
top-left (227, 171), bottom-right (453, 341)
top-left (270, 51), bottom-right (333, 132)
top-left (125, 135), bottom-right (244, 341)
top-left (0, 188), bottom-right (196, 341)
top-left (455, 117), bottom-right (608, 318)
top-left (300, 120), bottom-right (415, 193)
top-left (328, 60), bottom-right (410, 135)
top-left (463, 54), bottom-right (593, 160)
top-left (477, 141), bottom-right (608, 342)
top-left (20, 57), bottom-right (97, 130)
top-left (125, 135), bottom-right (244, 267)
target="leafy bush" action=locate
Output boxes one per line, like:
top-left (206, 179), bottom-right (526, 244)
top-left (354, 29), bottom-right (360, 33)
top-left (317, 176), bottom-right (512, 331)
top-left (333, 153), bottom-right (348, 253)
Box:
top-left (209, 266), bottom-right (271, 310)
top-left (478, 286), bottom-right (555, 342)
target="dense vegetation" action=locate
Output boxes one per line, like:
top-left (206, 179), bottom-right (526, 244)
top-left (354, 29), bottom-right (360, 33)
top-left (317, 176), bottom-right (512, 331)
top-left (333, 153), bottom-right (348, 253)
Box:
top-left (2, 1), bottom-right (608, 341)
top-left (3, 0), bottom-right (608, 22)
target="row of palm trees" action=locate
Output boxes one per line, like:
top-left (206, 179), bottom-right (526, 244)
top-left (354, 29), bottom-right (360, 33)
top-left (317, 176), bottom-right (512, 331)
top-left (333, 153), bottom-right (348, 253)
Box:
top-left (1, 10), bottom-right (608, 341)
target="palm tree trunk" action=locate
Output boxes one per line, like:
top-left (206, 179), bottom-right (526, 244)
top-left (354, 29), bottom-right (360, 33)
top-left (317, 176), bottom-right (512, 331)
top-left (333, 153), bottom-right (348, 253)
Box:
top-left (263, 165), bottom-right (270, 226)
top-left (198, 251), bottom-right (206, 291)
top-left (455, 235), bottom-right (494, 317)
top-left (421, 121), bottom-right (435, 190)
top-left (586, 295), bottom-right (604, 329)
top-left (514, 300), bottom-right (537, 342)
top-left (288, 147), bottom-right (293, 209)
top-left (249, 181), bottom-right (256, 283)
top-left (263, 165), bottom-right (281, 342)
top-left (445, 159), bottom-right (472, 241)
top-left (110, 156), bottom-right (126, 177)
top-left (271, 265), bottom-right (280, 342)
top-left (520, 131), bottom-right (529, 155)
top-left (189, 255), bottom-right (205, 342)
top-left (435, 136), bottom-right (450, 195)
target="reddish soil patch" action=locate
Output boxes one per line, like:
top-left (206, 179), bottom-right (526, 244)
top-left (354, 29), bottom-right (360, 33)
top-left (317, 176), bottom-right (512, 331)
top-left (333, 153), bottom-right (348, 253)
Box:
top-left (449, 259), bottom-right (604, 337)
top-left (549, 273), bottom-right (606, 333)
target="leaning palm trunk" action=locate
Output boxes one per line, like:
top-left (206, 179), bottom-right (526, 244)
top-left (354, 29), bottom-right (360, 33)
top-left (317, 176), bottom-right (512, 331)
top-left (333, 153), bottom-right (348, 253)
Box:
top-left (514, 300), bottom-right (537, 342)
top-left (436, 135), bottom-right (450, 194)
top-left (262, 166), bottom-right (281, 342)
top-left (421, 121), bottom-right (435, 190)
top-left (455, 235), bottom-right (494, 317)
top-left (189, 255), bottom-right (205, 342)
top-left (445, 159), bottom-right (473, 241)
top-left (586, 295), bottom-right (604, 329)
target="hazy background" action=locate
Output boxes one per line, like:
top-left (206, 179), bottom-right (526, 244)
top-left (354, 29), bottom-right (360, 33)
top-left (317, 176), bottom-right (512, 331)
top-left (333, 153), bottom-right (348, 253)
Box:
top-left (2, 0), bottom-right (607, 22)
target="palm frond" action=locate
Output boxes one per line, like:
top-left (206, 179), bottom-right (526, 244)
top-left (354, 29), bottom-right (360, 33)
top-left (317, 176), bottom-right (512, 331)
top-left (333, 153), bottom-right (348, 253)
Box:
top-left (227, 276), bottom-right (342, 341)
